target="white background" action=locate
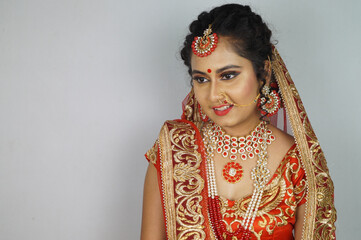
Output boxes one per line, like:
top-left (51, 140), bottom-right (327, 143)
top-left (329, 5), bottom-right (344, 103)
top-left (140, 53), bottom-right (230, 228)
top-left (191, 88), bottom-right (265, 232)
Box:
top-left (1, 0), bottom-right (360, 239)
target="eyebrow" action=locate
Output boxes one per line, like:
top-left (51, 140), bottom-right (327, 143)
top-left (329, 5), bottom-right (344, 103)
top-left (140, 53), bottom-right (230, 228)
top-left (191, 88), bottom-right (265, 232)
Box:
top-left (191, 65), bottom-right (242, 75)
top-left (216, 64), bottom-right (242, 74)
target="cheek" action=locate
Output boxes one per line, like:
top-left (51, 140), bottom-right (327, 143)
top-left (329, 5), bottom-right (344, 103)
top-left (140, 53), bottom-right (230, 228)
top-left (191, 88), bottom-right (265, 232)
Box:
top-left (230, 76), bottom-right (259, 100)
top-left (193, 86), bottom-right (206, 105)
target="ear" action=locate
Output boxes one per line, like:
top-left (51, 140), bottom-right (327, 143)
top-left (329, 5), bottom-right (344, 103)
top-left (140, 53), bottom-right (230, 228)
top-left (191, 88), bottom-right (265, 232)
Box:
top-left (263, 60), bottom-right (272, 86)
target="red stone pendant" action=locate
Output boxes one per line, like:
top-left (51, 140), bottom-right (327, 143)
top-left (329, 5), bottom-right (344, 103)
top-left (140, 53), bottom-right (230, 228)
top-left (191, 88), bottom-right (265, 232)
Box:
top-left (222, 162), bottom-right (243, 183)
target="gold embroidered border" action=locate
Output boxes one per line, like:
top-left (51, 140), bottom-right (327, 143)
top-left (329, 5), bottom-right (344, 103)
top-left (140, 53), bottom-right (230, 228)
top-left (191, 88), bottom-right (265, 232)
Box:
top-left (159, 120), bottom-right (208, 239)
top-left (272, 47), bottom-right (336, 239)
top-left (159, 123), bottom-right (177, 240)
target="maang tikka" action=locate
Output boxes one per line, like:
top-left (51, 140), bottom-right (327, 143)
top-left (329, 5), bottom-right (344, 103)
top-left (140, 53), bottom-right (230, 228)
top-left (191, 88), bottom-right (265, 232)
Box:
top-left (192, 24), bottom-right (218, 57)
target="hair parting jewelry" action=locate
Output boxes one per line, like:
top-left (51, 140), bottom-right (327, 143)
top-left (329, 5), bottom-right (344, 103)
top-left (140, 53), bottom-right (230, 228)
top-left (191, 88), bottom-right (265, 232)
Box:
top-left (191, 24), bottom-right (218, 57)
top-left (219, 92), bottom-right (260, 107)
top-left (267, 56), bottom-right (272, 76)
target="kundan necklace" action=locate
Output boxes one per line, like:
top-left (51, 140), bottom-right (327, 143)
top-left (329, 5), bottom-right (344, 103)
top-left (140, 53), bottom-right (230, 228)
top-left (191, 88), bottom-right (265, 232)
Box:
top-left (202, 121), bottom-right (273, 240)
top-left (207, 121), bottom-right (275, 184)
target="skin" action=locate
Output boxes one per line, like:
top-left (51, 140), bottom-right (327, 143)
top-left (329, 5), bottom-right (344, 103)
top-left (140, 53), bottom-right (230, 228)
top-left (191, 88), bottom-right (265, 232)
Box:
top-left (141, 37), bottom-right (306, 239)
top-left (141, 164), bottom-right (165, 240)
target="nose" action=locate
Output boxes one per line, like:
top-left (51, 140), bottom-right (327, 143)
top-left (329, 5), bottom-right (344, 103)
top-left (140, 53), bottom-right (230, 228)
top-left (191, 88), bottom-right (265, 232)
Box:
top-left (209, 80), bottom-right (224, 103)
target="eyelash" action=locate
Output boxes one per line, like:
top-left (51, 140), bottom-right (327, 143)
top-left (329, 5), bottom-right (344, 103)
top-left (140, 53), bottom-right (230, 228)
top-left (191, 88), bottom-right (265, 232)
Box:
top-left (221, 71), bottom-right (239, 80)
top-left (192, 76), bottom-right (209, 84)
top-left (192, 71), bottom-right (240, 84)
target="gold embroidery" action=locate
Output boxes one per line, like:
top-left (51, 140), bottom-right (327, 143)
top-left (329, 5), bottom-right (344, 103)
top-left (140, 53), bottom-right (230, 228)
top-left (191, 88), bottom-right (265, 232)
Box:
top-left (146, 141), bottom-right (158, 165)
top-left (161, 120), bottom-right (207, 240)
top-left (159, 124), bottom-right (177, 240)
top-left (155, 46), bottom-right (336, 239)
top-left (219, 147), bottom-right (306, 237)
top-left (272, 47), bottom-right (336, 239)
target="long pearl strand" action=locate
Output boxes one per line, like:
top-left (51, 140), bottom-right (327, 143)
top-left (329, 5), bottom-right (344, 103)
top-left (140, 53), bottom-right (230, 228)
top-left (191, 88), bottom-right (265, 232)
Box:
top-left (202, 121), bottom-right (271, 239)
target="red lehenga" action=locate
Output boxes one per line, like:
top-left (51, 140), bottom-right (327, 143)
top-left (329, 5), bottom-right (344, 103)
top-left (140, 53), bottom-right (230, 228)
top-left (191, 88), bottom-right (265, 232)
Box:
top-left (145, 47), bottom-right (336, 239)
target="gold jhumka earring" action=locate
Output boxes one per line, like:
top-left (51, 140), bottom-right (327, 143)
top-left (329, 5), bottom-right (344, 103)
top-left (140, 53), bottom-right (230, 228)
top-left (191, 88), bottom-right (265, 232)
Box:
top-left (257, 57), bottom-right (281, 117)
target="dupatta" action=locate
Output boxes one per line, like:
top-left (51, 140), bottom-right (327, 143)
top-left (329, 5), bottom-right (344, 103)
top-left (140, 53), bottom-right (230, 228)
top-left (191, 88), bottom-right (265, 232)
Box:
top-left (147, 47), bottom-right (336, 239)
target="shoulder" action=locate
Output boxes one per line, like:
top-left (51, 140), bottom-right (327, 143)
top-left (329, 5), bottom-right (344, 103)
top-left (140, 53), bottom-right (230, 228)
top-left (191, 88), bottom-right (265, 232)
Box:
top-left (145, 119), bottom-right (202, 165)
top-left (268, 124), bottom-right (294, 149)
top-left (158, 119), bottom-right (201, 136)
top-left (267, 123), bottom-right (295, 162)
top-left (148, 119), bottom-right (200, 150)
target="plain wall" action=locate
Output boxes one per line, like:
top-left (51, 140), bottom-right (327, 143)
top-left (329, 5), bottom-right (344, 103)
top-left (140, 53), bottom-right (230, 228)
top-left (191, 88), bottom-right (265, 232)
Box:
top-left (0, 0), bottom-right (360, 239)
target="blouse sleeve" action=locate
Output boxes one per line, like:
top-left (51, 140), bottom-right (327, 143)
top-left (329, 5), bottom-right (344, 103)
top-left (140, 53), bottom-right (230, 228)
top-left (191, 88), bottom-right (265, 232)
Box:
top-left (292, 151), bottom-right (308, 206)
top-left (145, 140), bottom-right (160, 171)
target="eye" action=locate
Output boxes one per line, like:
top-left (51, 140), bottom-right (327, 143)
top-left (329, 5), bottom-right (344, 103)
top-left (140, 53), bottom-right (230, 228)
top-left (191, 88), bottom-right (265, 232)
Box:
top-left (221, 71), bottom-right (239, 80)
top-left (192, 76), bottom-right (209, 84)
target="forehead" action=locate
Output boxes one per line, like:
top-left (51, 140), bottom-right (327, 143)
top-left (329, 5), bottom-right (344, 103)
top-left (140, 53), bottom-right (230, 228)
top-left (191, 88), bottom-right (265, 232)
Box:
top-left (190, 37), bottom-right (249, 71)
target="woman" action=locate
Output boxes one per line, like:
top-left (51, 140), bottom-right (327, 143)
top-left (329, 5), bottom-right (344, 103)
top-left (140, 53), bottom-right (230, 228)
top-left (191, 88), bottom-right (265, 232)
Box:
top-left (141, 4), bottom-right (336, 240)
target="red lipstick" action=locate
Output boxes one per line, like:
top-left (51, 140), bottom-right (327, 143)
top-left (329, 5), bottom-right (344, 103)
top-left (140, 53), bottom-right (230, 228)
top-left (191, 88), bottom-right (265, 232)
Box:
top-left (213, 104), bottom-right (233, 116)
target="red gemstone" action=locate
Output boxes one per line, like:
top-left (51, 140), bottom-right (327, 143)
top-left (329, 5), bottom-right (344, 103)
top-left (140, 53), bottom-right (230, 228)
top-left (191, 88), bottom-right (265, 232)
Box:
top-left (222, 162), bottom-right (243, 183)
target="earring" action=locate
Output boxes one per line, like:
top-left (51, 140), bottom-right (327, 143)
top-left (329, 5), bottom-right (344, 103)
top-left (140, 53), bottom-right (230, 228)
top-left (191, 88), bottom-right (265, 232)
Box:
top-left (198, 103), bottom-right (209, 122)
top-left (258, 86), bottom-right (281, 117)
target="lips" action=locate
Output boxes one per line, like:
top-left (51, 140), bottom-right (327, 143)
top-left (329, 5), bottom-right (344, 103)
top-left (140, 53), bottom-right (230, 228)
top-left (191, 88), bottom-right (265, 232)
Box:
top-left (213, 104), bottom-right (233, 116)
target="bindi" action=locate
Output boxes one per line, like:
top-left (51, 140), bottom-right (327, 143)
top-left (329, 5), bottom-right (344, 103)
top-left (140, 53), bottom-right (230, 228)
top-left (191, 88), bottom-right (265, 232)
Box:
top-left (207, 69), bottom-right (212, 73)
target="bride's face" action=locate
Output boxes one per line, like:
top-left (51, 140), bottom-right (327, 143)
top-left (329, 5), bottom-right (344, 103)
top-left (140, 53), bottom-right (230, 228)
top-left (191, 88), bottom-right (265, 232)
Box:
top-left (191, 38), bottom-right (262, 134)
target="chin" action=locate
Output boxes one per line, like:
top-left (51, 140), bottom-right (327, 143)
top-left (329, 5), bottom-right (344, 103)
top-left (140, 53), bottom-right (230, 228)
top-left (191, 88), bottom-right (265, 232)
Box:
top-left (212, 117), bottom-right (244, 128)
top-left (212, 113), bottom-right (260, 130)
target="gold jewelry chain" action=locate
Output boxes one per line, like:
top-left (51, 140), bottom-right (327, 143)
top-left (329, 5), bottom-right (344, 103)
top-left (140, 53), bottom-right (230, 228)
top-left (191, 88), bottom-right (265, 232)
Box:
top-left (219, 92), bottom-right (260, 107)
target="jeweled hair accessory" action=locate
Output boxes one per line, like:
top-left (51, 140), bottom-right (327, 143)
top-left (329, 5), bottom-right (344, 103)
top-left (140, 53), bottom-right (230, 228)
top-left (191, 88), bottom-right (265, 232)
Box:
top-left (191, 24), bottom-right (218, 57)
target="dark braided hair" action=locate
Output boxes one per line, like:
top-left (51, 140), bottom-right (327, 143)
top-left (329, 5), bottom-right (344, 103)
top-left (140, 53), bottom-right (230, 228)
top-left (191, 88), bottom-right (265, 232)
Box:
top-left (180, 4), bottom-right (277, 118)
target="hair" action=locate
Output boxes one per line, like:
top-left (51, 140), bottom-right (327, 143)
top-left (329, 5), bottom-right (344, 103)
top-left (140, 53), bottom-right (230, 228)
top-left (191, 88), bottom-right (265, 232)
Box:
top-left (180, 4), bottom-right (277, 118)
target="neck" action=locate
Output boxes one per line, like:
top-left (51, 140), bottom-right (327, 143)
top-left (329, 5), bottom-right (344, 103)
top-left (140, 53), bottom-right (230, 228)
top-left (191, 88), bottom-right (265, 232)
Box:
top-left (220, 115), bottom-right (262, 137)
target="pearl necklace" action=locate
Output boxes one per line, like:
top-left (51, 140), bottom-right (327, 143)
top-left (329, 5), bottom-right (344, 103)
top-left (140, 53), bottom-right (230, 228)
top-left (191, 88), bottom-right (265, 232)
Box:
top-left (202, 121), bottom-right (272, 239)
